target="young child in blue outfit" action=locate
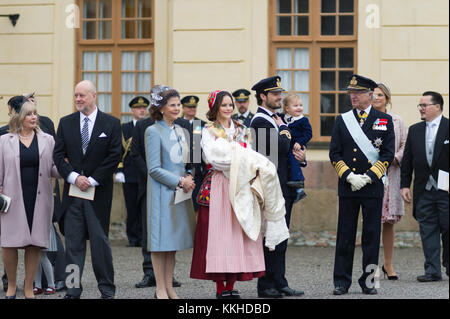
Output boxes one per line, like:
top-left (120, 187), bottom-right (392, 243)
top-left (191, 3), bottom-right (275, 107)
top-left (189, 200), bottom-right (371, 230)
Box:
top-left (281, 94), bottom-right (312, 203)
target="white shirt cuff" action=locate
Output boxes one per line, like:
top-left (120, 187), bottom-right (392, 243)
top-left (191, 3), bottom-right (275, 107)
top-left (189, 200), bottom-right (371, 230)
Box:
top-left (88, 177), bottom-right (99, 187)
top-left (67, 172), bottom-right (79, 185)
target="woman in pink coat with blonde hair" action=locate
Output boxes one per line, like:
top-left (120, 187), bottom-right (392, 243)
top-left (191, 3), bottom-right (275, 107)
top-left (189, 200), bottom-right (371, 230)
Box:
top-left (0, 98), bottom-right (59, 299)
top-left (373, 83), bottom-right (408, 280)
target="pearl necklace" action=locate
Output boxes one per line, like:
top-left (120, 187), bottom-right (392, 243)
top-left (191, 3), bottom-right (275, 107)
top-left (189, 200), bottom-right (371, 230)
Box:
top-left (19, 132), bottom-right (34, 139)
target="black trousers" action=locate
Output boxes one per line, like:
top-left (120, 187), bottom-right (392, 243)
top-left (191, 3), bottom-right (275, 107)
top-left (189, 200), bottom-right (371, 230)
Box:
top-left (333, 196), bottom-right (382, 290)
top-left (123, 182), bottom-right (142, 245)
top-left (64, 198), bottom-right (115, 297)
top-left (257, 196), bottom-right (294, 291)
top-left (416, 189), bottom-right (449, 278)
top-left (139, 195), bottom-right (154, 276)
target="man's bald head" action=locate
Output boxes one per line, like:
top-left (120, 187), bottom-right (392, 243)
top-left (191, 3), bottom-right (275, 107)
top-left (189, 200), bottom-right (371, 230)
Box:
top-left (74, 80), bottom-right (97, 115)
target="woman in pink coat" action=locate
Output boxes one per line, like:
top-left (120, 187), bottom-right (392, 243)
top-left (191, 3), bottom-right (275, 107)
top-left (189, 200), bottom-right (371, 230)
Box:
top-left (0, 100), bottom-right (59, 299)
top-left (373, 83), bottom-right (408, 280)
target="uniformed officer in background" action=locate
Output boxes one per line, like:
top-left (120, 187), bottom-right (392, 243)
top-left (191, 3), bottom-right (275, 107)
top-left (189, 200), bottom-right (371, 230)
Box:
top-left (116, 96), bottom-right (149, 247)
top-left (329, 74), bottom-right (395, 295)
top-left (180, 95), bottom-right (207, 212)
top-left (232, 89), bottom-right (254, 127)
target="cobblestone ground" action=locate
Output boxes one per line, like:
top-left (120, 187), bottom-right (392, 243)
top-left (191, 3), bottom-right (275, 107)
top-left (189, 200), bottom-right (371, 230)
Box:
top-left (1, 224), bottom-right (447, 300)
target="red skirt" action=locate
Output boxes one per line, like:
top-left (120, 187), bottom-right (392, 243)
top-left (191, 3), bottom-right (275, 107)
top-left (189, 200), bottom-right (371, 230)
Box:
top-left (190, 205), bottom-right (265, 281)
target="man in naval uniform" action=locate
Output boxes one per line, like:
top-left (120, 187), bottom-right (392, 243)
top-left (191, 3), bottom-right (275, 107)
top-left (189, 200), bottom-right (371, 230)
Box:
top-left (329, 74), bottom-right (395, 295)
top-left (231, 89), bottom-right (254, 127)
top-left (115, 96), bottom-right (149, 247)
top-left (250, 76), bottom-right (306, 298)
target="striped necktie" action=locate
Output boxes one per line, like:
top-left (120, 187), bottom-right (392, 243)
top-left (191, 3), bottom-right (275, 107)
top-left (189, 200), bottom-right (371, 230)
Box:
top-left (358, 110), bottom-right (368, 127)
top-left (81, 117), bottom-right (90, 154)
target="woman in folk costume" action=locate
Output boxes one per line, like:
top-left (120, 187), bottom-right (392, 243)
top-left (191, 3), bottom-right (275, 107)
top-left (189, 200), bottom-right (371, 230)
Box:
top-left (190, 90), bottom-right (289, 299)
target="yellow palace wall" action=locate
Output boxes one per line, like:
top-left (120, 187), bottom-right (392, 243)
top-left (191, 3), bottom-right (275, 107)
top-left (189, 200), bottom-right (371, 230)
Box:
top-left (0, 0), bottom-right (448, 232)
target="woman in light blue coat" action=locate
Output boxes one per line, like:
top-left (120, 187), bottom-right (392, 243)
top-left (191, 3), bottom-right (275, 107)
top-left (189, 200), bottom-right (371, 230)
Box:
top-left (145, 86), bottom-right (196, 299)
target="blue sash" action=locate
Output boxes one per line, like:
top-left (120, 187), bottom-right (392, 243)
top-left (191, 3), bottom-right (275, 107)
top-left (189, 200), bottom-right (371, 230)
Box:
top-left (341, 110), bottom-right (379, 164)
top-left (341, 110), bottom-right (388, 185)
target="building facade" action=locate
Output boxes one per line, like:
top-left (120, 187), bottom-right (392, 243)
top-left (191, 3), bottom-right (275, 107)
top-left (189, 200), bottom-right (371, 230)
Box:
top-left (1, 0), bottom-right (448, 231)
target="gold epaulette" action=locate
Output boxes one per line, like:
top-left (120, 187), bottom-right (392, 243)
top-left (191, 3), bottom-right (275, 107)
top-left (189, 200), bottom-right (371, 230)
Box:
top-left (370, 160), bottom-right (388, 179)
top-left (332, 160), bottom-right (350, 178)
top-left (280, 130), bottom-right (291, 140)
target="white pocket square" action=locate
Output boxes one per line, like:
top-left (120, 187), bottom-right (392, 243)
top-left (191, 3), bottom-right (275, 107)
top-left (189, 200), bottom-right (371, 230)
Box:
top-left (99, 132), bottom-right (107, 138)
top-left (444, 140), bottom-right (449, 144)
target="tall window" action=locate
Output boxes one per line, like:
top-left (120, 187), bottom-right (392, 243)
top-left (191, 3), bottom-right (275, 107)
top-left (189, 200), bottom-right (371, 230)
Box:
top-left (270, 0), bottom-right (357, 143)
top-left (77, 0), bottom-right (154, 122)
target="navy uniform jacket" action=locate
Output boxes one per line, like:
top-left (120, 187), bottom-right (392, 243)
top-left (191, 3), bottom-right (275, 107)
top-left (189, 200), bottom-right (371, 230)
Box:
top-left (329, 108), bottom-right (395, 198)
top-left (232, 112), bottom-right (254, 128)
top-left (117, 121), bottom-right (139, 184)
top-left (250, 107), bottom-right (297, 198)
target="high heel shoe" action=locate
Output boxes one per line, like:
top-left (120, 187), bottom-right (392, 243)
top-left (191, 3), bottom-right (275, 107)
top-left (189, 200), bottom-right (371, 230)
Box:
top-left (382, 265), bottom-right (398, 280)
top-left (5, 289), bottom-right (17, 299)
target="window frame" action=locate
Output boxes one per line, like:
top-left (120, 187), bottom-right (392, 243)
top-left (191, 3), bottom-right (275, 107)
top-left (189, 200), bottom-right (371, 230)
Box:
top-left (76, 0), bottom-right (154, 120)
top-left (269, 0), bottom-right (358, 143)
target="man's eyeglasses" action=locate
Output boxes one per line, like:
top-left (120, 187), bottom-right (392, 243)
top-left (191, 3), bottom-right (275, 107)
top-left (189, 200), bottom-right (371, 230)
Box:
top-left (417, 103), bottom-right (436, 109)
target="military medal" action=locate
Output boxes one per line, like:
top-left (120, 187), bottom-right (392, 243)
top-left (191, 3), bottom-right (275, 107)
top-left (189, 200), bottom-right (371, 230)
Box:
top-left (373, 118), bottom-right (387, 131)
top-left (373, 137), bottom-right (383, 152)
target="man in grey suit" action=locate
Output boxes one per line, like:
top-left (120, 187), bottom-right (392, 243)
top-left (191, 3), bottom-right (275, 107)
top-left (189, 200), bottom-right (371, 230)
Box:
top-left (53, 80), bottom-right (122, 299)
top-left (401, 91), bottom-right (449, 282)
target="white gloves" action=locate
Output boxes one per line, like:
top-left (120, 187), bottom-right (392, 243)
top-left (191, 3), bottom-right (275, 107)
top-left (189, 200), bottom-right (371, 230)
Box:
top-left (346, 172), bottom-right (372, 191)
top-left (115, 172), bottom-right (125, 183)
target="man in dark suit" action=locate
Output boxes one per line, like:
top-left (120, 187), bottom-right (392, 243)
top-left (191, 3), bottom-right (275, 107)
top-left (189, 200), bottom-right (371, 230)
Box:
top-left (180, 95), bottom-right (207, 212)
top-left (329, 74), bottom-right (395, 295)
top-left (53, 80), bottom-right (121, 299)
top-left (250, 76), bottom-right (306, 298)
top-left (115, 96), bottom-right (149, 247)
top-left (401, 91), bottom-right (449, 282)
top-left (231, 89), bottom-right (254, 127)
top-left (1, 94), bottom-right (66, 292)
top-left (131, 108), bottom-right (191, 289)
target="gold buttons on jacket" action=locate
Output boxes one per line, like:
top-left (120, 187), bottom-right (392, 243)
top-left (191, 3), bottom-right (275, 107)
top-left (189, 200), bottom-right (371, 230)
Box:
top-left (352, 168), bottom-right (356, 172)
top-left (353, 158), bottom-right (356, 162)
top-left (353, 148), bottom-right (357, 152)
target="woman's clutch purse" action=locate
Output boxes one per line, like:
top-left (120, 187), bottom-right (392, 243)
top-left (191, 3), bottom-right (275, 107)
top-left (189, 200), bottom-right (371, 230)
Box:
top-left (0, 194), bottom-right (12, 213)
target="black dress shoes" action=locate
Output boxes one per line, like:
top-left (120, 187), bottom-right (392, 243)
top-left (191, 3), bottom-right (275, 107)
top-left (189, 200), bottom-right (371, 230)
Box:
top-left (417, 274), bottom-right (442, 282)
top-left (361, 287), bottom-right (377, 295)
top-left (63, 294), bottom-right (80, 299)
top-left (258, 288), bottom-right (283, 298)
top-left (278, 286), bottom-right (304, 296)
top-left (332, 287), bottom-right (348, 295)
top-left (135, 275), bottom-right (156, 288)
top-left (55, 281), bottom-right (67, 292)
top-left (216, 290), bottom-right (232, 299)
top-left (230, 290), bottom-right (241, 299)
top-left (100, 294), bottom-right (115, 299)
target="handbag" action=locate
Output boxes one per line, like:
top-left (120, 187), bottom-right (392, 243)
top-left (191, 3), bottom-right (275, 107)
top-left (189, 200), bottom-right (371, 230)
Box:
top-left (196, 169), bottom-right (213, 207)
top-left (0, 194), bottom-right (11, 214)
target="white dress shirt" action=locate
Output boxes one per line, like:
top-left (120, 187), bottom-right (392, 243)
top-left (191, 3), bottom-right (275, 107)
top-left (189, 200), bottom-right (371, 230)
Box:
top-left (67, 107), bottom-right (100, 187)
